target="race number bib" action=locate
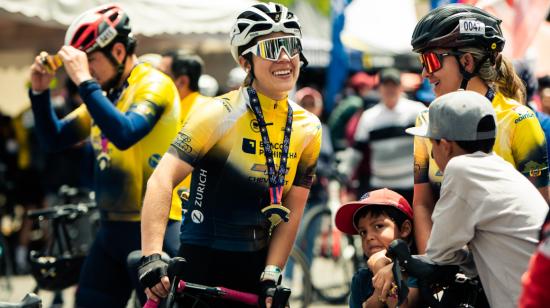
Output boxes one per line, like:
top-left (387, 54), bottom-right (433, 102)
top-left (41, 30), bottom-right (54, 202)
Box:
top-left (459, 19), bottom-right (485, 35)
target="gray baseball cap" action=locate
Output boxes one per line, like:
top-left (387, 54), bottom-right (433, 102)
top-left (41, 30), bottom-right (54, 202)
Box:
top-left (406, 90), bottom-right (496, 141)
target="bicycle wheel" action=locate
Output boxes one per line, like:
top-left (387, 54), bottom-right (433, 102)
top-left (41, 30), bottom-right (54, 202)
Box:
top-left (302, 206), bottom-right (357, 304)
top-left (0, 235), bottom-right (13, 300)
top-left (282, 247), bottom-right (313, 308)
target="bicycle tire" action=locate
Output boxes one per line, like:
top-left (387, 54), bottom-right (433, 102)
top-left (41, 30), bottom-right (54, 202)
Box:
top-left (301, 205), bottom-right (357, 304)
top-left (283, 247), bottom-right (313, 308)
top-left (0, 235), bottom-right (13, 300)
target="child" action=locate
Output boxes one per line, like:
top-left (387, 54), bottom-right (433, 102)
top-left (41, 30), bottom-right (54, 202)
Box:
top-left (406, 90), bottom-right (548, 308)
top-left (335, 188), bottom-right (419, 308)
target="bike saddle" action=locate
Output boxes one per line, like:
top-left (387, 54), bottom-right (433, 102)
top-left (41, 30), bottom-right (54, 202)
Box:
top-left (0, 293), bottom-right (41, 308)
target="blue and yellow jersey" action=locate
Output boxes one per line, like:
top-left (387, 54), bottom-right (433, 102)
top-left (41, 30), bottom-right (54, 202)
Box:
top-left (414, 91), bottom-right (549, 192)
top-left (168, 87), bottom-right (322, 251)
top-left (170, 91), bottom-right (211, 221)
top-left (67, 63), bottom-right (181, 221)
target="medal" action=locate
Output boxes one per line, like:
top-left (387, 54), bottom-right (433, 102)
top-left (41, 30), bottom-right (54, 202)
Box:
top-left (261, 204), bottom-right (291, 229)
top-left (97, 134), bottom-right (111, 171)
top-left (247, 87), bottom-right (293, 232)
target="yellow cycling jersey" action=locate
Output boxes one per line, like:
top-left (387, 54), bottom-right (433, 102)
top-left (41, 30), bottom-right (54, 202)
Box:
top-left (414, 91), bottom-right (549, 193)
top-left (68, 63), bottom-right (181, 221)
top-left (168, 87), bottom-right (322, 251)
top-left (170, 91), bottom-right (211, 221)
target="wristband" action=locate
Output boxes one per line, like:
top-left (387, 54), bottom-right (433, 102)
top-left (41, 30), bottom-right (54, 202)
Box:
top-left (140, 253), bottom-right (162, 264)
top-left (78, 78), bottom-right (97, 88)
top-left (260, 265), bottom-right (282, 283)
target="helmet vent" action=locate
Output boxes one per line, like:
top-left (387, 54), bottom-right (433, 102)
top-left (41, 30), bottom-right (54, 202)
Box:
top-left (249, 23), bottom-right (272, 34)
top-left (283, 21), bottom-right (300, 30)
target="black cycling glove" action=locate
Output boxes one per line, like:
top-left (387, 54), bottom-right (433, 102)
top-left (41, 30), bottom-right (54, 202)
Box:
top-left (258, 279), bottom-right (277, 308)
top-left (138, 253), bottom-right (168, 289)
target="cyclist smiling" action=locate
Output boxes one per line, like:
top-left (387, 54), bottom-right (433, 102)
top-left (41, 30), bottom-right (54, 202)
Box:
top-left (139, 3), bottom-right (322, 308)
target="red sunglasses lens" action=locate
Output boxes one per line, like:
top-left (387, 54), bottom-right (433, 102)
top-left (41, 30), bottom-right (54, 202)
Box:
top-left (421, 52), bottom-right (442, 74)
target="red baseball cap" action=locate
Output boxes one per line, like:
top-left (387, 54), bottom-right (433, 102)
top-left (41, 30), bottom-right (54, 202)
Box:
top-left (335, 188), bottom-right (413, 235)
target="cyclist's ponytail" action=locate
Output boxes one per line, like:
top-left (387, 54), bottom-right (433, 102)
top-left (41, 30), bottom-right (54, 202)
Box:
top-left (459, 46), bottom-right (525, 103)
top-left (494, 55), bottom-right (526, 103)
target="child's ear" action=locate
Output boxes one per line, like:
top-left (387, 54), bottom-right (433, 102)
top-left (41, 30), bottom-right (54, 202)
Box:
top-left (399, 220), bottom-right (412, 239)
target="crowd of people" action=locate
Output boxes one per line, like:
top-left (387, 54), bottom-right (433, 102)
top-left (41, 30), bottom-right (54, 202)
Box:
top-left (0, 1), bottom-right (549, 308)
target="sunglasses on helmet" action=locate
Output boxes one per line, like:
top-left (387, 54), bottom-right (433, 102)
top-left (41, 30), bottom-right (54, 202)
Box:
top-left (242, 36), bottom-right (302, 62)
top-left (418, 51), bottom-right (462, 74)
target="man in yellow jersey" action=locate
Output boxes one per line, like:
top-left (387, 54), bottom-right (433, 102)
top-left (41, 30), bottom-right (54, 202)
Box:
top-left (158, 50), bottom-right (211, 234)
top-left (28, 4), bottom-right (181, 307)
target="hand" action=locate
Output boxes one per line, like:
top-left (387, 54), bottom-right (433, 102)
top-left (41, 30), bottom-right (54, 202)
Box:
top-left (367, 249), bottom-right (391, 274)
top-left (30, 53), bottom-right (55, 92)
top-left (57, 46), bottom-right (93, 85)
top-left (372, 263), bottom-right (396, 303)
top-left (138, 254), bottom-right (170, 302)
top-left (258, 280), bottom-right (276, 308)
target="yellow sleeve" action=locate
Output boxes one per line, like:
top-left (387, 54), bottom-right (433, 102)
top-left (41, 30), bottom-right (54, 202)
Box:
top-left (169, 96), bottom-right (232, 166)
top-left (512, 109), bottom-right (549, 187)
top-left (293, 120), bottom-right (322, 189)
top-left (413, 110), bottom-right (430, 184)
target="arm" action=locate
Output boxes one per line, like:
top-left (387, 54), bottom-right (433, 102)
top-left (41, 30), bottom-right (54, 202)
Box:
top-left (266, 186), bottom-right (310, 268)
top-left (59, 45), bottom-right (160, 150)
top-left (413, 183), bottom-right (435, 254)
top-left (512, 107), bottom-right (550, 203)
top-left (141, 151), bottom-right (192, 256)
top-left (78, 80), bottom-right (159, 150)
top-left (30, 91), bottom-right (91, 151)
top-left (412, 110), bottom-right (437, 253)
top-left (29, 53), bottom-right (90, 151)
top-left (425, 189), bottom-right (475, 265)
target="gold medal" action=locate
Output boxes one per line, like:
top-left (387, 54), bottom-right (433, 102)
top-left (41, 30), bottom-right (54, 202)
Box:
top-left (261, 203), bottom-right (290, 230)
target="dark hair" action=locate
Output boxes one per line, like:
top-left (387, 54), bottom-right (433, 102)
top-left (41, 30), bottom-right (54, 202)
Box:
top-left (353, 205), bottom-right (411, 240)
top-left (454, 115), bottom-right (496, 153)
top-left (162, 50), bottom-right (203, 92)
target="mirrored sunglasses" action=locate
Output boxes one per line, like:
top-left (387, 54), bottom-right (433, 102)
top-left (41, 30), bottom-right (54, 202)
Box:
top-left (242, 36), bottom-right (302, 61)
top-left (419, 51), bottom-right (461, 74)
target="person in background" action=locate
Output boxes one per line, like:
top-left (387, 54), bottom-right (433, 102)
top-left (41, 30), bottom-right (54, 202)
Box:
top-left (338, 68), bottom-right (426, 204)
top-left (328, 72), bottom-right (377, 153)
top-left (410, 4), bottom-right (549, 254)
top-left (292, 86), bottom-right (334, 263)
top-left (28, 4), bottom-right (182, 306)
top-left (226, 66), bottom-right (247, 91)
top-left (520, 212), bottom-right (550, 308)
top-left (158, 50), bottom-right (212, 248)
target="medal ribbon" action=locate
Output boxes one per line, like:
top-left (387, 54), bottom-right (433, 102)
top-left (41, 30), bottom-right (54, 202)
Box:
top-left (247, 87), bottom-right (293, 217)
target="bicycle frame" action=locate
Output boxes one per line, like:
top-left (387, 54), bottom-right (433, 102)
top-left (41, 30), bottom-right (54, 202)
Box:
top-left (143, 280), bottom-right (259, 308)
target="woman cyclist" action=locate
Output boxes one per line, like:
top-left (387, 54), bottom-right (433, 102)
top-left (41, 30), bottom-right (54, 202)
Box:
top-left (410, 4), bottom-right (549, 253)
top-left (138, 3), bottom-right (322, 308)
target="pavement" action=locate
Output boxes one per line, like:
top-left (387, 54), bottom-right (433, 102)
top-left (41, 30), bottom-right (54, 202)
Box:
top-left (3, 275), bottom-right (347, 308)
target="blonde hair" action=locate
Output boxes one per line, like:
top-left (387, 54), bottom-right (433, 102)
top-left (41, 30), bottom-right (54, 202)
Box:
top-left (459, 47), bottom-right (526, 103)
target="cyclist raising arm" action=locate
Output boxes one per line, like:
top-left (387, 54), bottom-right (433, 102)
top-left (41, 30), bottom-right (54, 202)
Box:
top-left (138, 3), bottom-right (322, 308)
top-left (29, 4), bottom-right (181, 307)
top-left (410, 4), bottom-right (549, 253)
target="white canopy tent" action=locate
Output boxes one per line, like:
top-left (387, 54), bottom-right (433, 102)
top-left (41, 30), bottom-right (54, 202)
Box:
top-left (0, 0), bottom-right (257, 36)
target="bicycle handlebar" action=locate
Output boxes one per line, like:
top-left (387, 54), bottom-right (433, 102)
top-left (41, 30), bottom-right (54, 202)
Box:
top-left (143, 280), bottom-right (259, 308)
top-left (27, 202), bottom-right (96, 219)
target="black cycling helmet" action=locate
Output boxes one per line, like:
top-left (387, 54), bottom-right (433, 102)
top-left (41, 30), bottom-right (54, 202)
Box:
top-left (411, 4), bottom-right (505, 54)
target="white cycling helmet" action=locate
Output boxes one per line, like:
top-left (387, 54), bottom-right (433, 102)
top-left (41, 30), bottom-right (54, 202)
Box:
top-left (229, 2), bottom-right (302, 64)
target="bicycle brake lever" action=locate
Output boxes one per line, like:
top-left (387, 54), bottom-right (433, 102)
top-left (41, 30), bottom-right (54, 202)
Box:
top-left (271, 286), bottom-right (291, 308)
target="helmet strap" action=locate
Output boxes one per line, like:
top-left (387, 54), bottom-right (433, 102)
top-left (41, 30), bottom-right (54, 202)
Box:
top-left (101, 44), bottom-right (128, 94)
top-left (299, 52), bottom-right (309, 70)
top-left (455, 53), bottom-right (488, 90)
